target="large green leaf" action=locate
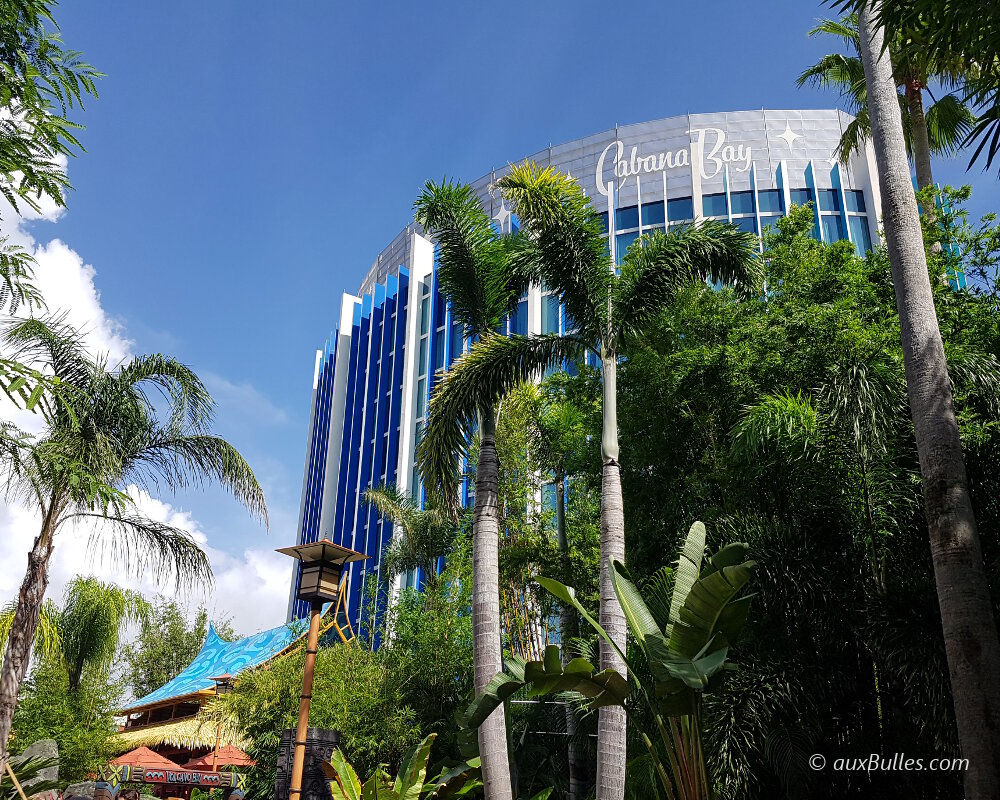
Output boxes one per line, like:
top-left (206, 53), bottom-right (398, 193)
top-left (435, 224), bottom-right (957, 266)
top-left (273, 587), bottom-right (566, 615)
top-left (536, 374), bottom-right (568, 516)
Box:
top-left (537, 576), bottom-right (627, 664)
top-left (395, 733), bottom-right (436, 800)
top-left (464, 644), bottom-right (629, 729)
top-left (324, 748), bottom-right (363, 800)
top-left (669, 562), bottom-right (756, 659)
top-left (668, 521), bottom-right (706, 627)
top-left (610, 560), bottom-right (663, 653)
top-left (423, 757), bottom-right (482, 799)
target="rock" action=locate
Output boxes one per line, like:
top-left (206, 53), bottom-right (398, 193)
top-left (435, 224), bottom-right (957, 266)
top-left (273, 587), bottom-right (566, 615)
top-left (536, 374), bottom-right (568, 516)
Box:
top-left (12, 739), bottom-right (58, 788)
top-left (64, 781), bottom-right (96, 800)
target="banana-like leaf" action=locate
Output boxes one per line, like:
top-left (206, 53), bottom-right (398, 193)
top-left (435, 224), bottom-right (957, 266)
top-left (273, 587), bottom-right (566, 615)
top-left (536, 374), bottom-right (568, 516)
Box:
top-left (324, 748), bottom-right (363, 800)
top-left (362, 773), bottom-right (396, 800)
top-left (669, 562), bottom-right (756, 659)
top-left (699, 542), bottom-right (750, 578)
top-left (610, 560), bottom-right (663, 652)
top-left (529, 790), bottom-right (554, 800)
top-left (537, 576), bottom-right (627, 664)
top-left (464, 644), bottom-right (629, 729)
top-left (423, 757), bottom-right (482, 799)
top-left (641, 565), bottom-right (674, 630)
top-left (395, 733), bottom-right (436, 800)
top-left (668, 521), bottom-right (706, 627)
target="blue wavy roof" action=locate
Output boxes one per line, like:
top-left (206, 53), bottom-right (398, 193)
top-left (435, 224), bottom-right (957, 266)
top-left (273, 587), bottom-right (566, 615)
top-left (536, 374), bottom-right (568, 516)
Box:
top-left (125, 618), bottom-right (308, 711)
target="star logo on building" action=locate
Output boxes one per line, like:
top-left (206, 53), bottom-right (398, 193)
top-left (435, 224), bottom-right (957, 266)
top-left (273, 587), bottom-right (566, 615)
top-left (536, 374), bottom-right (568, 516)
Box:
top-left (777, 122), bottom-right (801, 151)
top-left (493, 200), bottom-right (511, 230)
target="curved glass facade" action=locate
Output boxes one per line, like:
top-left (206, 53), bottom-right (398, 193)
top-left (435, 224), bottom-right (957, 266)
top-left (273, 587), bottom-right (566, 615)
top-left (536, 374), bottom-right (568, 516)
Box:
top-left (287, 109), bottom-right (884, 632)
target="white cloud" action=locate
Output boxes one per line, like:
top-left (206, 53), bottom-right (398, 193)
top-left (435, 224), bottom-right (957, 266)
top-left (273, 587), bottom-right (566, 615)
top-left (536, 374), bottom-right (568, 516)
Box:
top-left (0, 486), bottom-right (293, 635)
top-left (0, 166), bottom-right (293, 638)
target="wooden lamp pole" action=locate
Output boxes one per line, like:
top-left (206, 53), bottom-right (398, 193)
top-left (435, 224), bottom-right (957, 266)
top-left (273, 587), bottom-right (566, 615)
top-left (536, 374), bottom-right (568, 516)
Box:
top-left (276, 540), bottom-right (367, 800)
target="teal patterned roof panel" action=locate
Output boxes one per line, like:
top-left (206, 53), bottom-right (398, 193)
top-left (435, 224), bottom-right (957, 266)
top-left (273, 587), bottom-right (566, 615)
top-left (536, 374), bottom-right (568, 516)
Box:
top-left (124, 618), bottom-right (308, 711)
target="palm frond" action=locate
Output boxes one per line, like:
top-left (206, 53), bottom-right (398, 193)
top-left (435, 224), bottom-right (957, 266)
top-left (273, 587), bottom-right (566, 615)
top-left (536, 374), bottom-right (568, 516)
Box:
top-left (613, 222), bottom-right (761, 345)
top-left (836, 112), bottom-right (872, 163)
top-left (0, 237), bottom-right (44, 314)
top-left (0, 599), bottom-right (61, 660)
top-left (1, 316), bottom-right (92, 408)
top-left (415, 180), bottom-right (531, 335)
top-left (796, 54), bottom-right (867, 113)
top-left (730, 392), bottom-right (822, 466)
top-left (124, 432), bottom-right (268, 527)
top-left (115, 354), bottom-right (216, 433)
top-left (925, 92), bottom-right (977, 157)
top-left (60, 575), bottom-right (150, 687)
top-left (807, 14), bottom-right (859, 47)
top-left (498, 162), bottom-right (611, 343)
top-left (74, 512), bottom-right (213, 593)
top-left (418, 333), bottom-right (584, 505)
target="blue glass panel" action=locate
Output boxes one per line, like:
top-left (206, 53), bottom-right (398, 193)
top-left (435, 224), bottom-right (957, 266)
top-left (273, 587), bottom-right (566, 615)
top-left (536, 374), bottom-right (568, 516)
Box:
top-left (818, 189), bottom-right (841, 212)
top-left (644, 225), bottom-right (664, 237)
top-left (822, 214), bottom-right (845, 242)
top-left (758, 189), bottom-right (783, 213)
top-left (846, 190), bottom-right (867, 213)
top-left (641, 201), bottom-right (665, 226)
top-left (434, 330), bottom-right (445, 370)
top-left (419, 296), bottom-right (430, 335)
top-left (433, 292), bottom-right (447, 329)
top-left (450, 320), bottom-right (464, 361)
top-left (734, 217), bottom-right (757, 233)
top-left (730, 191), bottom-right (755, 215)
top-left (542, 294), bottom-right (560, 334)
top-left (615, 205), bottom-right (639, 230)
top-left (790, 188), bottom-right (814, 207)
top-left (615, 230), bottom-right (640, 263)
top-left (512, 299), bottom-right (528, 336)
top-left (760, 214), bottom-right (782, 234)
top-left (702, 193), bottom-right (728, 217)
top-left (849, 215), bottom-right (873, 254)
top-left (667, 197), bottom-right (694, 221)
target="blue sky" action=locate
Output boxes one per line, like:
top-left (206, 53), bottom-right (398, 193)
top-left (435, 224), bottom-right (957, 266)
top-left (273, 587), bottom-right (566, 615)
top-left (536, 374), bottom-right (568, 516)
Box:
top-left (9, 0), bottom-right (998, 631)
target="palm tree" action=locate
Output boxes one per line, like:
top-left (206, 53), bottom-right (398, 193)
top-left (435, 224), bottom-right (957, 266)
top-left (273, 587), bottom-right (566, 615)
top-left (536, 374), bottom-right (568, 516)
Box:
top-left (414, 180), bottom-right (579, 800)
top-left (421, 162), bottom-right (758, 800)
top-left (58, 577), bottom-right (149, 690)
top-left (798, 12), bottom-right (975, 189)
top-left (363, 484), bottom-right (457, 586)
top-left (0, 317), bottom-right (267, 773)
top-left (856, 6), bottom-right (1000, 797)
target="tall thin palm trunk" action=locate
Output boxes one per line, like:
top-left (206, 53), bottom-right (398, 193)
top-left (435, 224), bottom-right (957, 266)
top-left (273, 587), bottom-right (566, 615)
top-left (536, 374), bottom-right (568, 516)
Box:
top-left (556, 471), bottom-right (586, 800)
top-left (0, 513), bottom-right (57, 772)
top-left (473, 409), bottom-right (513, 800)
top-left (598, 348), bottom-right (627, 800)
top-left (905, 80), bottom-right (935, 190)
top-left (859, 5), bottom-right (1000, 797)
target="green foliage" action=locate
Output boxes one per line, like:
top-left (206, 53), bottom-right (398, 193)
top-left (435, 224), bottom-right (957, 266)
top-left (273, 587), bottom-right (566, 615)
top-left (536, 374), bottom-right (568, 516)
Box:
top-left (60, 577), bottom-right (149, 690)
top-left (322, 732), bottom-right (482, 800)
top-left (122, 599), bottom-right (235, 700)
top-left (0, 0), bottom-right (101, 217)
top-left (467, 523), bottom-right (754, 800)
top-left (1, 755), bottom-right (59, 800)
top-left (215, 546), bottom-right (475, 800)
top-left (797, 12), bottom-right (975, 164)
top-left (10, 656), bottom-right (120, 784)
top-left (596, 191), bottom-right (1000, 798)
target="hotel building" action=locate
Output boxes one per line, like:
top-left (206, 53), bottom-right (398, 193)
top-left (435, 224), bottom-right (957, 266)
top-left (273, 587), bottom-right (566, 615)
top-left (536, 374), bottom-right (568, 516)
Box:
top-left (285, 109), bottom-right (883, 626)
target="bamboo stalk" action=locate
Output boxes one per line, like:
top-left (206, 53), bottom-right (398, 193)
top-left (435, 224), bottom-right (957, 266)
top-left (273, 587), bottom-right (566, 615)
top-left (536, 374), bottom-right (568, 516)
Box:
top-left (5, 760), bottom-right (29, 800)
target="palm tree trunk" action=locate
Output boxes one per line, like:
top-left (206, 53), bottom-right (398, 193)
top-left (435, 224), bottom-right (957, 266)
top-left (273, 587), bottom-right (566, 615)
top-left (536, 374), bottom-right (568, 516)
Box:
top-left (905, 80), bottom-right (935, 190)
top-left (598, 348), bottom-right (627, 800)
top-left (556, 471), bottom-right (586, 800)
top-left (0, 516), bottom-right (57, 772)
top-left (473, 408), bottom-right (513, 800)
top-left (858, 6), bottom-right (1000, 797)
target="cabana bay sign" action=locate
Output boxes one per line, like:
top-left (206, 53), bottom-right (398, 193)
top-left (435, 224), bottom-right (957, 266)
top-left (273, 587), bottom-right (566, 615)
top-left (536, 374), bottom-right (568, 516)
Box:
top-left (595, 128), bottom-right (753, 197)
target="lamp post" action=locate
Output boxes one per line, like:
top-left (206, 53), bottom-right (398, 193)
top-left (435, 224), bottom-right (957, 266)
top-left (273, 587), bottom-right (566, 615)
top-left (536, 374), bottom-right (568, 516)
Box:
top-left (276, 540), bottom-right (367, 800)
top-left (209, 673), bottom-right (235, 772)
